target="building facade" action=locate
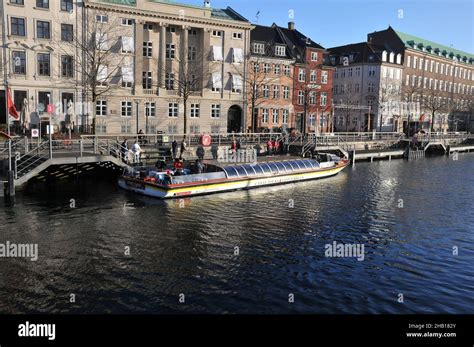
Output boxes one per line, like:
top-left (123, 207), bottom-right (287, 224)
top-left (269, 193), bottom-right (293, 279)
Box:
top-left (0, 0), bottom-right (254, 135)
top-left (328, 42), bottom-right (404, 132)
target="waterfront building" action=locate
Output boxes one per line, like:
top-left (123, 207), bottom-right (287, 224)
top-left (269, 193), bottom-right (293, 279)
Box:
top-left (0, 0), bottom-right (253, 135)
top-left (329, 26), bottom-right (474, 133)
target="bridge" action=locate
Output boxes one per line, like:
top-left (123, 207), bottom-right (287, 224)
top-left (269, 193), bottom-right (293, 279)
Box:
top-left (1, 131), bottom-right (472, 196)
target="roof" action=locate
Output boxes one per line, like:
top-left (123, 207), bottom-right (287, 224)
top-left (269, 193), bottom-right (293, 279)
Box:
top-left (250, 23), bottom-right (325, 62)
top-left (95, 1), bottom-right (249, 22)
top-left (327, 42), bottom-right (384, 65)
top-left (394, 30), bottom-right (474, 62)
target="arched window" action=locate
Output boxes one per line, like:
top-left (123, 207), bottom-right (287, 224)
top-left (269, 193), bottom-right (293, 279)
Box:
top-left (389, 52), bottom-right (395, 63)
top-left (382, 50), bottom-right (387, 62)
top-left (396, 53), bottom-right (402, 64)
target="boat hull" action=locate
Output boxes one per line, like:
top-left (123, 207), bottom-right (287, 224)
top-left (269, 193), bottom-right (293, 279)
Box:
top-left (118, 161), bottom-right (348, 199)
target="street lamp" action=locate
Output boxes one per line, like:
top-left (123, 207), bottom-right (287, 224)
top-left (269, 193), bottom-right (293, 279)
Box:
top-left (134, 99), bottom-right (141, 139)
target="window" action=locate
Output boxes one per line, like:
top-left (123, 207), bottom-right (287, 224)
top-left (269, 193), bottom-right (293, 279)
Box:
top-left (96, 14), bottom-right (108, 23)
top-left (190, 125), bottom-right (200, 134)
top-left (166, 26), bottom-right (176, 33)
top-left (121, 18), bottom-right (133, 26)
top-left (166, 44), bottom-right (175, 59)
top-left (36, 0), bottom-right (49, 8)
top-left (272, 85), bottom-right (280, 99)
top-left (61, 24), bottom-right (73, 41)
top-left (348, 68), bottom-right (353, 77)
top-left (253, 62), bottom-right (260, 73)
top-left (143, 41), bottom-right (152, 58)
top-left (211, 73), bottom-right (221, 92)
top-left (37, 53), bottom-right (50, 76)
top-left (10, 0), bottom-right (24, 4)
top-left (61, 0), bottom-right (73, 11)
top-left (405, 75), bottom-right (410, 86)
top-left (120, 123), bottom-right (131, 133)
top-left (284, 65), bottom-right (291, 76)
top-left (12, 51), bottom-right (26, 74)
top-left (188, 29), bottom-right (198, 36)
top-left (355, 67), bottom-right (361, 76)
top-left (252, 43), bottom-right (265, 54)
top-left (262, 85), bottom-right (269, 98)
top-left (367, 83), bottom-right (375, 93)
top-left (96, 100), bottom-right (107, 116)
top-left (142, 71), bottom-right (152, 89)
top-left (212, 30), bottom-right (222, 37)
top-left (406, 55), bottom-right (411, 68)
top-left (190, 104), bottom-right (200, 118)
top-left (320, 92), bottom-right (327, 106)
top-left (282, 109), bottom-right (289, 124)
top-left (310, 70), bottom-right (317, 82)
top-left (272, 109), bottom-right (279, 124)
top-left (168, 103), bottom-right (178, 117)
top-left (11, 18), bottom-right (25, 36)
top-left (211, 104), bottom-right (220, 118)
top-left (121, 66), bottom-right (133, 87)
top-left (165, 73), bottom-right (174, 90)
top-left (368, 66), bottom-right (376, 77)
top-left (144, 23), bottom-right (153, 30)
top-left (263, 63), bottom-right (270, 73)
top-left (275, 45), bottom-right (286, 57)
top-left (309, 114), bottom-right (316, 127)
top-left (298, 68), bottom-right (306, 82)
top-left (188, 46), bottom-right (197, 61)
top-left (311, 52), bottom-right (318, 61)
top-left (274, 64), bottom-right (280, 75)
top-left (61, 55), bottom-right (73, 77)
top-left (298, 91), bottom-right (304, 105)
top-left (309, 91), bottom-right (316, 104)
top-left (354, 83), bottom-right (360, 93)
top-left (261, 109), bottom-right (268, 123)
top-left (36, 21), bottom-right (50, 39)
top-left (121, 101), bottom-right (132, 117)
top-left (232, 32), bottom-right (242, 39)
top-left (283, 86), bottom-right (290, 99)
top-left (212, 46), bottom-right (223, 61)
top-left (144, 102), bottom-right (156, 117)
top-left (321, 71), bottom-right (328, 84)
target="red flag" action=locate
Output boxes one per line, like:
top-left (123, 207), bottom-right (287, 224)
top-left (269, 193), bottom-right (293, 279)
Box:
top-left (7, 88), bottom-right (19, 120)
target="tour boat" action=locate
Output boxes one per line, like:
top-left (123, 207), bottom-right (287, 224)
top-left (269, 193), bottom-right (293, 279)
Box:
top-left (118, 154), bottom-right (349, 199)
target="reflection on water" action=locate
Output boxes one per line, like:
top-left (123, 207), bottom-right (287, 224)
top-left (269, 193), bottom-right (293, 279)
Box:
top-left (0, 155), bottom-right (473, 314)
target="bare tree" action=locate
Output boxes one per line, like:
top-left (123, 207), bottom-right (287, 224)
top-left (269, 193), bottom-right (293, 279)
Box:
top-left (401, 82), bottom-right (423, 135)
top-left (157, 41), bottom-right (208, 139)
top-left (333, 86), bottom-right (361, 132)
top-left (235, 42), bottom-right (281, 132)
top-left (423, 88), bottom-right (448, 132)
top-left (55, 12), bottom-right (129, 133)
top-left (376, 77), bottom-right (401, 132)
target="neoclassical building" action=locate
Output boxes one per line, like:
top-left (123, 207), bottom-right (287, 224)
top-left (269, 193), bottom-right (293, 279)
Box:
top-left (0, 0), bottom-right (254, 135)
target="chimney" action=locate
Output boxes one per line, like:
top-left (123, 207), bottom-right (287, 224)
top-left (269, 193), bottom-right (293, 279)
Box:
top-left (204, 0), bottom-right (211, 8)
top-left (288, 21), bottom-right (295, 31)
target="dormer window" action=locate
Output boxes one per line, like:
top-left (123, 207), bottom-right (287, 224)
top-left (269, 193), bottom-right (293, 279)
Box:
top-left (275, 45), bottom-right (286, 57)
top-left (252, 42), bottom-right (265, 54)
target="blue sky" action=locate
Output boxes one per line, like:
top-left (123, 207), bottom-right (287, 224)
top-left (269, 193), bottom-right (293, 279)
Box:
top-left (184, 0), bottom-right (473, 53)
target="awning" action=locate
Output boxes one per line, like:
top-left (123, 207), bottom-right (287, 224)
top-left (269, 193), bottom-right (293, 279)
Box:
top-left (232, 48), bottom-right (244, 63)
top-left (97, 65), bottom-right (108, 82)
top-left (121, 65), bottom-right (134, 82)
top-left (96, 33), bottom-right (108, 50)
top-left (232, 74), bottom-right (242, 89)
top-left (121, 36), bottom-right (134, 53)
top-left (212, 73), bottom-right (221, 88)
top-left (212, 46), bottom-right (223, 61)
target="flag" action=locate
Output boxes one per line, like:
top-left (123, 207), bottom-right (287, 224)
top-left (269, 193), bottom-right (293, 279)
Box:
top-left (7, 88), bottom-right (19, 120)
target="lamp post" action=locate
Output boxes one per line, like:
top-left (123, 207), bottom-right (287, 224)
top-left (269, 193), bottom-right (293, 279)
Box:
top-left (134, 99), bottom-right (140, 140)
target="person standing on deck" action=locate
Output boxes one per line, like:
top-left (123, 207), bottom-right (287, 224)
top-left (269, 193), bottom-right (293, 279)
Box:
top-left (274, 140), bottom-right (280, 156)
top-left (267, 139), bottom-right (273, 156)
top-left (180, 140), bottom-right (187, 160)
top-left (121, 139), bottom-right (128, 163)
top-left (132, 141), bottom-right (142, 164)
top-left (172, 140), bottom-right (178, 159)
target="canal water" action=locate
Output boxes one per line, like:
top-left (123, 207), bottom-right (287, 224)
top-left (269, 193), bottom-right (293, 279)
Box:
top-left (0, 155), bottom-right (473, 314)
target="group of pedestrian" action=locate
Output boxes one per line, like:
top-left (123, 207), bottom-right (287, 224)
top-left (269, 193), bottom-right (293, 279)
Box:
top-left (120, 139), bottom-right (142, 164)
top-left (266, 138), bottom-right (285, 156)
top-left (171, 139), bottom-right (187, 160)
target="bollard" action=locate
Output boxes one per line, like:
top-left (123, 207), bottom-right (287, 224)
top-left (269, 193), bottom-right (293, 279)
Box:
top-left (6, 170), bottom-right (15, 197)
